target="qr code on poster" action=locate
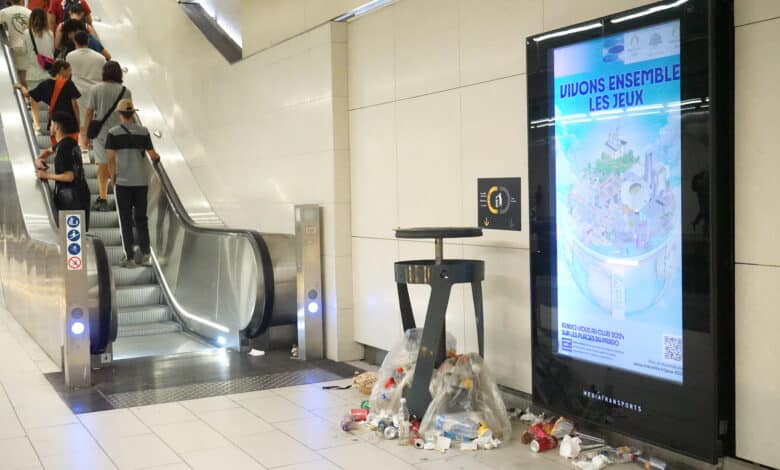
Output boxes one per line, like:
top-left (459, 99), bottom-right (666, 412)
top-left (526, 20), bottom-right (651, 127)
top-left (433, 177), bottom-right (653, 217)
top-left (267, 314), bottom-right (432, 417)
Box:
top-left (663, 335), bottom-right (683, 362)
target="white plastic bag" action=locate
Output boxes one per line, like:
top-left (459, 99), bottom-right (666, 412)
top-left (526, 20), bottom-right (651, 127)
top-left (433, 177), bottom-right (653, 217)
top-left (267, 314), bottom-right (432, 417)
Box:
top-left (367, 328), bottom-right (456, 420)
top-left (418, 353), bottom-right (511, 443)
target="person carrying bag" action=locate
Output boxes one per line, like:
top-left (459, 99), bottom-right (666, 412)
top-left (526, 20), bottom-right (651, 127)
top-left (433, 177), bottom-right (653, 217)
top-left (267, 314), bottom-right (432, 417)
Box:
top-left (29, 26), bottom-right (55, 71)
top-left (35, 111), bottom-right (91, 230)
top-left (87, 85), bottom-right (124, 139)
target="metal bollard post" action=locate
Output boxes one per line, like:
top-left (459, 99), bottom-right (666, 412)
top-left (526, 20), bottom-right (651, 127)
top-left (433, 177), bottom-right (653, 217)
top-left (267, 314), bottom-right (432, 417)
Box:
top-left (295, 205), bottom-right (323, 360)
top-left (60, 211), bottom-right (91, 389)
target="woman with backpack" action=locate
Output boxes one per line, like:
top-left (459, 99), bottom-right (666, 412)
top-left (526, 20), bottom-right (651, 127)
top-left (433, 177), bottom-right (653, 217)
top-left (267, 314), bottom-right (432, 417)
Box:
top-left (22, 8), bottom-right (55, 89)
top-left (34, 111), bottom-right (91, 230)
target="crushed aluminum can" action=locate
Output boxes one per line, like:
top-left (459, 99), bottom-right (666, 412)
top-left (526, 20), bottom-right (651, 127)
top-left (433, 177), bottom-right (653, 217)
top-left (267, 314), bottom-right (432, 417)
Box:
top-left (530, 436), bottom-right (558, 453)
top-left (384, 426), bottom-right (399, 440)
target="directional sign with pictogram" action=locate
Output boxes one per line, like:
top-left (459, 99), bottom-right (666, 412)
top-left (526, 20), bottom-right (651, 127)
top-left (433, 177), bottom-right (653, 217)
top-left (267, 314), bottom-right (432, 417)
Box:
top-left (478, 177), bottom-right (521, 231)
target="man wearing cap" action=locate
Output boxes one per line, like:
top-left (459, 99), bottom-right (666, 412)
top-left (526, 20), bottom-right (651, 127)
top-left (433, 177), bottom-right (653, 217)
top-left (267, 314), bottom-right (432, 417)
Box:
top-left (104, 98), bottom-right (160, 268)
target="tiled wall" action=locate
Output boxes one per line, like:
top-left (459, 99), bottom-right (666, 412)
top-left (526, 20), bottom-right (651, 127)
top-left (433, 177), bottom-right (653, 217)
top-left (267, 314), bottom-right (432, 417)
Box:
top-left (347, 0), bottom-right (658, 395)
top-left (733, 2), bottom-right (780, 468)
top-left (108, 0), bottom-right (361, 362)
top-left (348, 3), bottom-right (780, 467)
top-left (241, 0), bottom-right (366, 56)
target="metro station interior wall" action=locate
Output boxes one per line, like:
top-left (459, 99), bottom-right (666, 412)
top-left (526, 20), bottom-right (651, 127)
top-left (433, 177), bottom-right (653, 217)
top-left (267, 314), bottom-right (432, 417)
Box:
top-left (241, 0), bottom-right (367, 56)
top-left (104, 1), bottom-right (361, 361)
top-left (348, 0), bottom-right (780, 429)
top-left (347, 0), bottom-right (661, 395)
top-left (733, 4), bottom-right (780, 469)
top-left (189, 0), bottom-right (242, 46)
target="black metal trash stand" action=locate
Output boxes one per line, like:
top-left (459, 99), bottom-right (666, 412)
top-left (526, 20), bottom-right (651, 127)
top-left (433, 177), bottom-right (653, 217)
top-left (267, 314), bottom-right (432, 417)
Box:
top-left (394, 227), bottom-right (485, 419)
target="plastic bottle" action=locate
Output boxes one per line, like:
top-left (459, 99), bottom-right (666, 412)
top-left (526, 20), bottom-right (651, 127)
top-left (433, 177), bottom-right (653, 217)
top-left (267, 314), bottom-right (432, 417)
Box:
top-left (397, 398), bottom-right (410, 444)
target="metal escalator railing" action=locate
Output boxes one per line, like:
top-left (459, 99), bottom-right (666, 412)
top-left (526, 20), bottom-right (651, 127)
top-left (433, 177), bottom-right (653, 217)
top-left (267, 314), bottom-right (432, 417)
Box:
top-left (115, 95), bottom-right (296, 343)
top-left (144, 151), bottom-right (297, 346)
top-left (149, 160), bottom-right (276, 336)
top-left (0, 32), bottom-right (116, 357)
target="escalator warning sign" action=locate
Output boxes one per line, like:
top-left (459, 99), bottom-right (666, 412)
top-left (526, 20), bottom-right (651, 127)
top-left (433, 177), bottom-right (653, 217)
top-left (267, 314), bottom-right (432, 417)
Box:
top-left (64, 214), bottom-right (83, 271)
top-left (68, 257), bottom-right (82, 270)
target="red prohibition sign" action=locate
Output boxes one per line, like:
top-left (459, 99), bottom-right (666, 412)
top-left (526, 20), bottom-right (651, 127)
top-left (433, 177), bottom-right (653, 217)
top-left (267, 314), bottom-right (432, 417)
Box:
top-left (68, 257), bottom-right (82, 270)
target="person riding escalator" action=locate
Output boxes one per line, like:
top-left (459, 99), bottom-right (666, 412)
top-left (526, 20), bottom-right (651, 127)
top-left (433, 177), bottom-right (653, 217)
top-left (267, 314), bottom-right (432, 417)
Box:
top-left (34, 111), bottom-right (91, 229)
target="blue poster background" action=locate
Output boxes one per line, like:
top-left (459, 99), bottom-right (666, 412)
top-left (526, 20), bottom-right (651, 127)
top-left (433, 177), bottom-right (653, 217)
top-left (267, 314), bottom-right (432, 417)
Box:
top-left (553, 21), bottom-right (684, 383)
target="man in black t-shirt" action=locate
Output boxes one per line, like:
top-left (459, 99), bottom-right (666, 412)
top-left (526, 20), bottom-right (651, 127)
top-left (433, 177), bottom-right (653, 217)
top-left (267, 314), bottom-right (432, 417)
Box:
top-left (35, 111), bottom-right (90, 230)
top-left (15, 60), bottom-right (80, 137)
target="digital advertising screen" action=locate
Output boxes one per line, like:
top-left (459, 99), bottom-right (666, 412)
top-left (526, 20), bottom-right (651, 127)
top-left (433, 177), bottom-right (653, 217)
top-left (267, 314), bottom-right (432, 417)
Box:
top-left (552, 22), bottom-right (683, 383)
top-left (527, 0), bottom-right (735, 461)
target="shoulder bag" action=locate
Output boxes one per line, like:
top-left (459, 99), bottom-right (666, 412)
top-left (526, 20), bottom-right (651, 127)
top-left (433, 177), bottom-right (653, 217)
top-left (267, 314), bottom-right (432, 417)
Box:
top-left (29, 29), bottom-right (55, 72)
top-left (87, 86), bottom-right (126, 139)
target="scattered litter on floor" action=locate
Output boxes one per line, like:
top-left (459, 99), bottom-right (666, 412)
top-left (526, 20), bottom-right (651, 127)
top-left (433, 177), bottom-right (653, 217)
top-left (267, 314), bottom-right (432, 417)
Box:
top-left (248, 349), bottom-right (265, 357)
top-left (517, 411), bottom-right (669, 469)
top-left (336, 334), bottom-right (670, 467)
top-left (352, 371), bottom-right (377, 395)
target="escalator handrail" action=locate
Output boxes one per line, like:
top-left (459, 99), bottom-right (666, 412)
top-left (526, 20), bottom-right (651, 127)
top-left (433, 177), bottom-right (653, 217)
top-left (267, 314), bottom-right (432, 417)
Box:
top-left (1, 30), bottom-right (116, 353)
top-left (0, 31), bottom-right (58, 228)
top-left (91, 235), bottom-right (118, 352)
top-left (147, 156), bottom-right (275, 338)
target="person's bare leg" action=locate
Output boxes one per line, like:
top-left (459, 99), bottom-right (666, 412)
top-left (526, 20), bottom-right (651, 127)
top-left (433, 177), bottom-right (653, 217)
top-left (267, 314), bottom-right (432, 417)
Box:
top-left (30, 100), bottom-right (40, 133)
top-left (80, 127), bottom-right (88, 149)
top-left (97, 163), bottom-right (109, 202)
top-left (17, 70), bottom-right (26, 89)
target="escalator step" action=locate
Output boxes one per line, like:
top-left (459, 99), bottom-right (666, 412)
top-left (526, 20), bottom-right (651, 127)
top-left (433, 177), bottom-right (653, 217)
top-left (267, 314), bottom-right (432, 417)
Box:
top-left (88, 227), bottom-right (121, 246)
top-left (89, 194), bottom-right (116, 210)
top-left (118, 305), bottom-right (172, 325)
top-left (88, 178), bottom-right (113, 195)
top-left (112, 265), bottom-right (155, 286)
top-left (117, 284), bottom-right (162, 308)
top-left (105, 245), bottom-right (125, 265)
top-left (118, 321), bottom-right (182, 338)
top-left (36, 134), bottom-right (50, 150)
top-left (84, 164), bottom-right (98, 179)
top-left (91, 211), bottom-right (118, 229)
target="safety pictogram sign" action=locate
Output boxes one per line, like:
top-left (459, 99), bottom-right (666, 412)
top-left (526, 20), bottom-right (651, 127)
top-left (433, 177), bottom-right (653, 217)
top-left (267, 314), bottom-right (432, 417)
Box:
top-left (65, 214), bottom-right (83, 271)
top-left (67, 257), bottom-right (82, 270)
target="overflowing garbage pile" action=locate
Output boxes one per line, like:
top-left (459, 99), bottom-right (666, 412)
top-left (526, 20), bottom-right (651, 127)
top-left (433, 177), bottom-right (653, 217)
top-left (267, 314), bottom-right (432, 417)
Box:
top-left (515, 410), bottom-right (668, 469)
top-left (339, 328), bottom-right (509, 452)
top-left (337, 329), bottom-right (668, 467)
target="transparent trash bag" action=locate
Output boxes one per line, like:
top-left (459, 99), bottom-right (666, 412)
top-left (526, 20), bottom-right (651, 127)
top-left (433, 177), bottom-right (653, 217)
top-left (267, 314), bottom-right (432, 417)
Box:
top-left (418, 353), bottom-right (511, 442)
top-left (367, 328), bottom-right (456, 419)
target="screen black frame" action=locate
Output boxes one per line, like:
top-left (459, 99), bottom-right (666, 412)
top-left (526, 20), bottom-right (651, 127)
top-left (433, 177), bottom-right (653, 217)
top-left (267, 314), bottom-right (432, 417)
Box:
top-left (526, 0), bottom-right (734, 462)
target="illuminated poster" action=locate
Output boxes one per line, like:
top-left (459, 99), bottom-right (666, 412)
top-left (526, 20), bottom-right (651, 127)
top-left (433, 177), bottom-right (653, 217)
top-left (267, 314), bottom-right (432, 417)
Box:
top-left (553, 21), bottom-right (683, 383)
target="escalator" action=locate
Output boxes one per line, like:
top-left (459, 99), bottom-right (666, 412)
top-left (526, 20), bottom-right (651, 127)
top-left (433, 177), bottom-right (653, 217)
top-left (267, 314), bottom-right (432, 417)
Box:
top-left (0, 14), bottom-right (308, 367)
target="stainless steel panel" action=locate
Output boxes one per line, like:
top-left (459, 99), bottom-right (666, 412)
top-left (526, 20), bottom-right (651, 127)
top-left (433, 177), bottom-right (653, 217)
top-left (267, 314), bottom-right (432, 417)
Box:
top-left (60, 210), bottom-right (91, 389)
top-left (295, 205), bottom-right (323, 360)
top-left (0, 37), bottom-right (104, 365)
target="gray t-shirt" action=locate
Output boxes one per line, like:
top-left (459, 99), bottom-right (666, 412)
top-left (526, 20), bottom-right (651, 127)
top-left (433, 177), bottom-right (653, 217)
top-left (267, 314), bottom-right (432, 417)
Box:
top-left (87, 82), bottom-right (131, 142)
top-left (104, 123), bottom-right (153, 187)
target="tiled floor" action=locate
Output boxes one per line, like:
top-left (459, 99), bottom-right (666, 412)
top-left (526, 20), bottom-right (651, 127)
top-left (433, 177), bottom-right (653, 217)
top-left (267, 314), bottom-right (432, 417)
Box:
top-left (0, 301), bottom-right (767, 470)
